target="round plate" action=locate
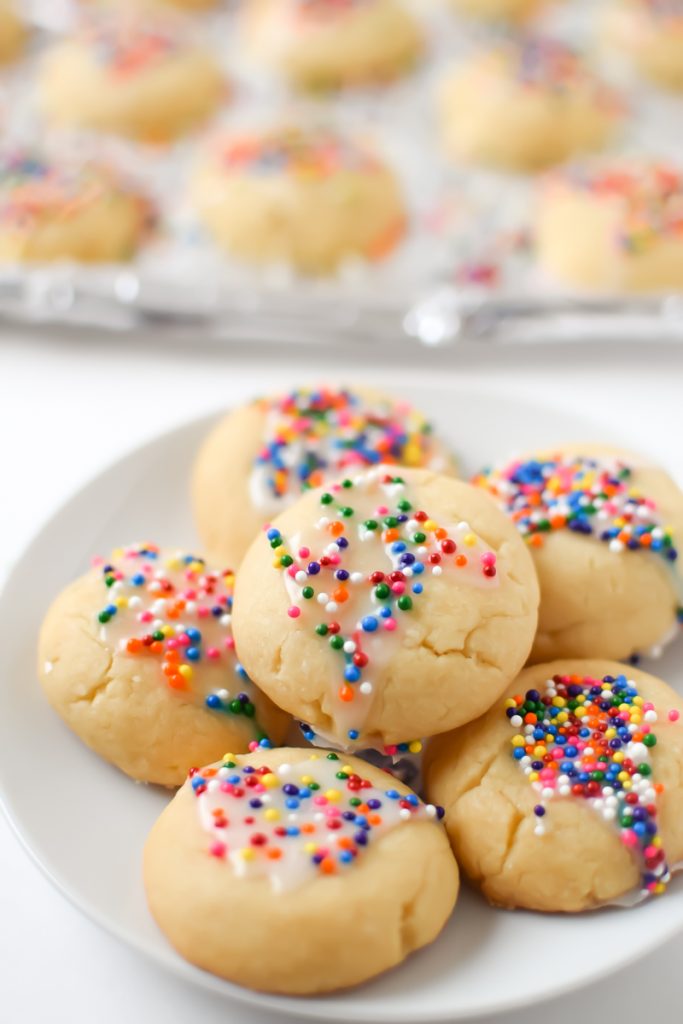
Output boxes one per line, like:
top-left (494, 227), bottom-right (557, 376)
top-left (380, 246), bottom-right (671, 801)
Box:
top-left (1, 384), bottom-right (682, 1023)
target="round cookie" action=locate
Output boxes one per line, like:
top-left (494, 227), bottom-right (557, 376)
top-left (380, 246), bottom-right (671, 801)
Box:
top-left (425, 660), bottom-right (683, 912)
top-left (38, 544), bottom-right (289, 787)
top-left (38, 20), bottom-right (224, 143)
top-left (473, 445), bottom-right (683, 663)
top-left (144, 746), bottom-right (458, 994)
top-left (0, 153), bottom-right (155, 263)
top-left (606, 0), bottom-right (683, 92)
top-left (0, 1), bottom-right (27, 66)
top-left (192, 385), bottom-right (457, 567)
top-left (192, 127), bottom-right (406, 274)
top-left (233, 466), bottom-right (540, 752)
top-left (241, 0), bottom-right (422, 91)
top-left (535, 162), bottom-right (683, 291)
top-left (448, 0), bottom-right (548, 22)
top-left (439, 39), bottom-right (623, 173)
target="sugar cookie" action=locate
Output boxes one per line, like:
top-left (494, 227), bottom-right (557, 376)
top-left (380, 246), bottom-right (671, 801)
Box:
top-left (606, 0), bottom-right (683, 91)
top-left (38, 20), bottom-right (224, 143)
top-left (192, 386), bottom-right (457, 567)
top-left (144, 747), bottom-right (458, 993)
top-left (242, 0), bottom-right (422, 90)
top-left (425, 660), bottom-right (683, 912)
top-left (38, 544), bottom-right (289, 787)
top-left (535, 162), bottom-right (683, 291)
top-left (192, 127), bottom-right (406, 273)
top-left (449, 0), bottom-right (547, 22)
top-left (473, 445), bottom-right (683, 663)
top-left (233, 467), bottom-right (539, 751)
top-left (439, 39), bottom-right (622, 172)
top-left (0, 153), bottom-right (154, 263)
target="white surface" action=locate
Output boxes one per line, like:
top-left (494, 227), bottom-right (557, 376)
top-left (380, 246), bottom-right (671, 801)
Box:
top-left (1, 332), bottom-right (683, 1024)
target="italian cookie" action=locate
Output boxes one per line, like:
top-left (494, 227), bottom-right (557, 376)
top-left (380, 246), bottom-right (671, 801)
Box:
top-left (439, 39), bottom-right (623, 173)
top-left (241, 0), bottom-right (422, 90)
top-left (38, 544), bottom-right (289, 787)
top-left (233, 467), bottom-right (540, 752)
top-left (606, 0), bottom-right (683, 91)
top-left (425, 660), bottom-right (683, 912)
top-left (38, 20), bottom-right (224, 143)
top-left (448, 0), bottom-right (548, 22)
top-left (535, 162), bottom-right (683, 291)
top-left (192, 385), bottom-right (456, 567)
top-left (192, 127), bottom-right (406, 274)
top-left (0, 1), bottom-right (27, 65)
top-left (473, 445), bottom-right (683, 663)
top-left (144, 747), bottom-right (458, 993)
top-left (0, 153), bottom-right (155, 263)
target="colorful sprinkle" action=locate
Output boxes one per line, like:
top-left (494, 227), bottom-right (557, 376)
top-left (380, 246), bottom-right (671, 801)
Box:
top-left (507, 673), bottom-right (671, 898)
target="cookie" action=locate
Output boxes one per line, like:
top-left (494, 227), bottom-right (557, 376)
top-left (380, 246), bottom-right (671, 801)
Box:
top-left (38, 544), bottom-right (289, 787)
top-left (0, 1), bottom-right (27, 65)
top-left (144, 747), bottom-right (458, 993)
top-left (448, 0), bottom-right (547, 22)
top-left (425, 660), bottom-right (683, 912)
top-left (0, 153), bottom-right (154, 263)
top-left (192, 126), bottom-right (406, 273)
top-left (241, 0), bottom-right (422, 90)
top-left (606, 0), bottom-right (683, 92)
top-left (38, 19), bottom-right (224, 142)
top-left (439, 39), bottom-right (622, 172)
top-left (192, 385), bottom-right (457, 567)
top-left (232, 467), bottom-right (539, 751)
top-left (473, 444), bottom-right (683, 663)
top-left (535, 162), bottom-right (683, 291)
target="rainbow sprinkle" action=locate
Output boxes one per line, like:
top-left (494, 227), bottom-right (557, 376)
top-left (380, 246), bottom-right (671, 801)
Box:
top-left (250, 387), bottom-right (447, 510)
top-left (94, 544), bottom-right (270, 746)
top-left (507, 673), bottom-right (672, 898)
top-left (83, 21), bottom-right (182, 78)
top-left (268, 469), bottom-right (499, 748)
top-left (192, 751), bottom-right (444, 890)
top-left (216, 131), bottom-right (382, 180)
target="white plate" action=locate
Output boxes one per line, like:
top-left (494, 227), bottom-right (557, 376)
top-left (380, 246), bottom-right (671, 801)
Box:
top-left (2, 383), bottom-right (683, 1023)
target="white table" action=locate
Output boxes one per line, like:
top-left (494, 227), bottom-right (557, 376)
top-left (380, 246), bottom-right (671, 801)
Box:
top-left (2, 329), bottom-right (683, 1024)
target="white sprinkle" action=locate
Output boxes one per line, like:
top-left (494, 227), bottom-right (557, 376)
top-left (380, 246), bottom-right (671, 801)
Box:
top-left (350, 572), bottom-right (363, 583)
top-left (295, 571), bottom-right (307, 585)
top-left (326, 602), bottom-right (338, 613)
top-left (644, 710), bottom-right (658, 723)
top-left (277, 764), bottom-right (291, 776)
top-left (609, 540), bottom-right (624, 553)
top-left (432, 565), bottom-right (442, 576)
top-left (317, 593), bottom-right (329, 605)
top-left (510, 715), bottom-right (523, 727)
top-left (343, 641), bottom-right (356, 654)
top-left (44, 661), bottom-right (53, 674)
top-left (399, 809), bottom-right (412, 820)
top-left (360, 682), bottom-right (373, 695)
top-left (128, 596), bottom-right (142, 608)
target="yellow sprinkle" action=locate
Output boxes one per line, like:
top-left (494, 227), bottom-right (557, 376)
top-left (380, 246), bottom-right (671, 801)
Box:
top-left (300, 775), bottom-right (314, 786)
top-left (634, 696), bottom-right (644, 707)
top-left (552, 696), bottom-right (566, 708)
top-left (464, 533), bottom-right (477, 547)
top-left (613, 751), bottom-right (625, 763)
top-left (557, 712), bottom-right (569, 724)
top-left (504, 698), bottom-right (517, 709)
top-left (529, 772), bottom-right (539, 782)
top-left (655, 882), bottom-right (666, 895)
top-left (533, 745), bottom-right (546, 757)
top-left (112, 547), bottom-right (124, 559)
top-left (303, 842), bottom-right (317, 854)
top-left (179, 665), bottom-right (193, 680)
top-left (423, 519), bottom-right (437, 532)
top-left (240, 848), bottom-right (256, 862)
top-left (262, 773), bottom-right (279, 789)
top-left (222, 753), bottom-right (235, 763)
top-left (162, 625), bottom-right (174, 637)
top-left (114, 596), bottom-right (128, 609)
top-left (342, 765), bottom-right (353, 774)
top-left (622, 780), bottom-right (632, 790)
top-left (618, 771), bottom-right (630, 782)
top-left (605, 728), bottom-right (616, 740)
top-left (511, 736), bottom-right (525, 747)
top-left (264, 809), bottom-right (280, 822)
top-left (409, 741), bottom-right (422, 754)
top-left (325, 789), bottom-right (341, 802)
top-left (653, 836), bottom-right (662, 848)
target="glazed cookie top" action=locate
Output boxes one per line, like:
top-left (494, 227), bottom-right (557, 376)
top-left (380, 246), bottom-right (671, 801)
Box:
top-left (473, 451), bottom-right (679, 564)
top-left (191, 750), bottom-right (443, 890)
top-left (0, 153), bottom-right (154, 232)
top-left (506, 671), bottom-right (677, 899)
top-left (208, 128), bottom-right (386, 180)
top-left (90, 543), bottom-right (272, 745)
top-left (479, 38), bottom-right (623, 108)
top-left (264, 469), bottom-right (500, 749)
top-left (542, 163), bottom-right (683, 250)
top-left (249, 387), bottom-right (451, 513)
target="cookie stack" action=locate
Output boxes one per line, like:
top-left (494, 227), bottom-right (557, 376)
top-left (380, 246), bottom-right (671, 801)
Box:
top-left (37, 384), bottom-right (683, 995)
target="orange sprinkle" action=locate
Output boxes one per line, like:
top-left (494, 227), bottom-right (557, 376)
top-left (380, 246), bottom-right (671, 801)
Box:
top-left (267, 848), bottom-right (282, 860)
top-left (455, 555), bottom-right (468, 567)
top-left (330, 521), bottom-right (345, 538)
top-left (339, 685), bottom-right (354, 702)
top-left (320, 857), bottom-right (337, 875)
top-left (333, 587), bottom-right (349, 603)
top-left (126, 638), bottom-right (142, 654)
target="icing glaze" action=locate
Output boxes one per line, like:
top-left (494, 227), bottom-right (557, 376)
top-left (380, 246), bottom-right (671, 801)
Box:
top-left (249, 387), bottom-right (449, 515)
top-left (507, 673), bottom-right (673, 899)
top-left (95, 544), bottom-right (269, 740)
top-left (192, 751), bottom-right (443, 891)
top-left (267, 469), bottom-right (499, 748)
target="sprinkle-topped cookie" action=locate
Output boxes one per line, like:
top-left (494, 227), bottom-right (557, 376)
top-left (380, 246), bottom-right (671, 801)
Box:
top-left (498, 38), bottom-right (623, 110)
top-left (250, 387), bottom-right (448, 512)
top-left (192, 751), bottom-right (443, 890)
top-left (507, 673), bottom-right (672, 898)
top-left (474, 453), bottom-right (679, 562)
top-left (94, 544), bottom-right (270, 743)
top-left (81, 20), bottom-right (182, 78)
top-left (216, 129), bottom-right (382, 180)
top-left (267, 469), bottom-right (499, 747)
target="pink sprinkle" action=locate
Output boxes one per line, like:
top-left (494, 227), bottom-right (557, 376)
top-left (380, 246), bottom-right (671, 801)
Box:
top-left (220, 781), bottom-right (232, 792)
top-left (210, 842), bottom-right (226, 858)
top-left (669, 710), bottom-right (680, 722)
top-left (178, 633), bottom-right (190, 646)
top-left (248, 740), bottom-right (259, 752)
top-left (385, 745), bottom-right (398, 756)
top-left (166, 638), bottom-right (179, 650)
top-left (645, 845), bottom-right (659, 859)
top-left (224, 637), bottom-right (235, 649)
top-left (91, 556), bottom-right (104, 566)
top-left (287, 566), bottom-right (297, 578)
top-left (313, 795), bottom-right (327, 806)
top-left (139, 611), bottom-right (153, 623)
top-left (206, 647), bottom-right (220, 659)
top-left (621, 829), bottom-right (638, 848)
top-left (480, 552), bottom-right (496, 567)
top-left (197, 607), bottom-right (210, 618)
top-left (186, 589), bottom-right (197, 600)
top-left (288, 606), bottom-right (301, 619)
top-left (299, 547), bottom-right (310, 558)
top-left (376, 505), bottom-right (389, 515)
top-left (383, 618), bottom-right (397, 632)
top-left (643, 702), bottom-right (655, 712)
top-left (391, 582), bottom-right (406, 594)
